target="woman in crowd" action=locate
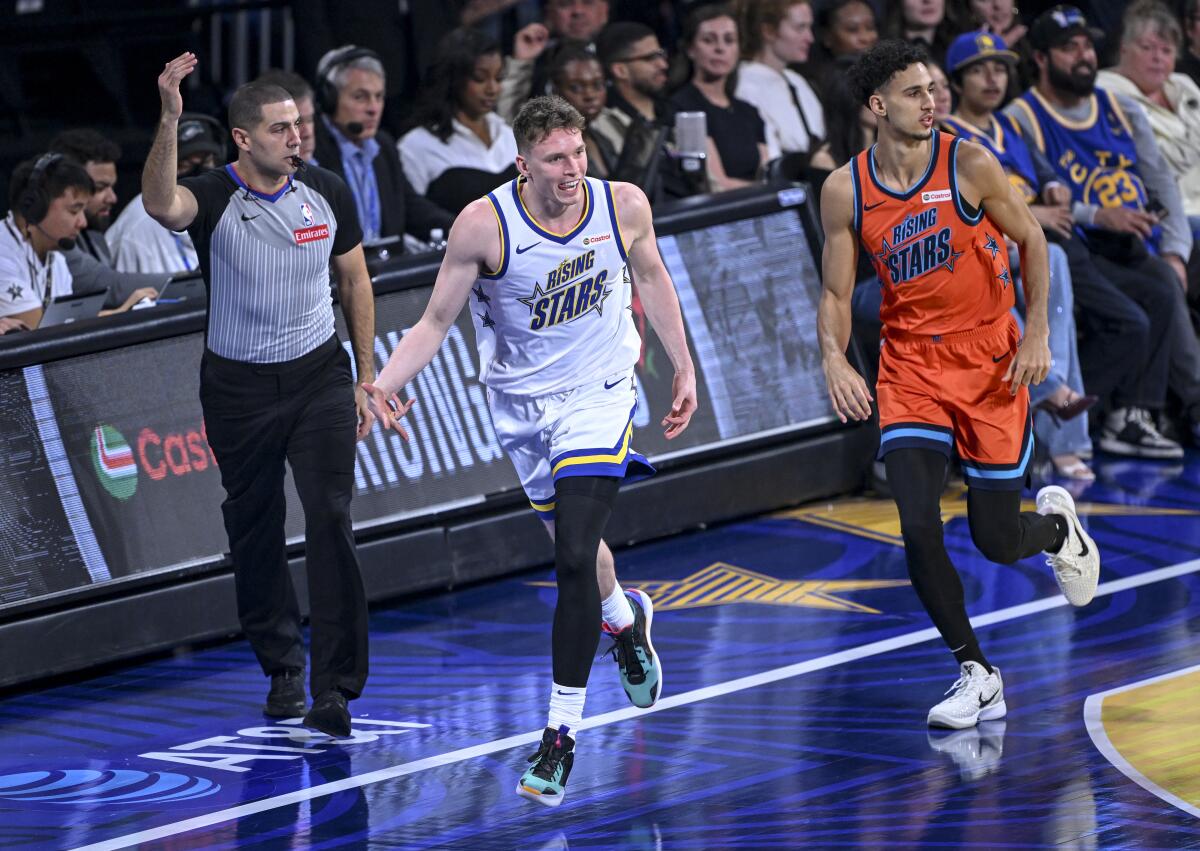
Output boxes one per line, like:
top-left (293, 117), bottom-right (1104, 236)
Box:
top-left (1097, 0), bottom-right (1200, 246)
top-left (927, 56), bottom-right (954, 120)
top-left (670, 5), bottom-right (769, 191)
top-left (883, 0), bottom-right (970, 65)
top-left (967, 0), bottom-right (1026, 48)
top-left (734, 0), bottom-right (826, 160)
top-left (399, 28), bottom-right (518, 215)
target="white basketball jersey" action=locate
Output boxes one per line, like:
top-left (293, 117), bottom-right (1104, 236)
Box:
top-left (469, 176), bottom-right (641, 396)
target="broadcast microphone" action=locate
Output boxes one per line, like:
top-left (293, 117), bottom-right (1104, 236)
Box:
top-left (34, 222), bottom-right (76, 251)
top-left (674, 111), bottom-right (707, 174)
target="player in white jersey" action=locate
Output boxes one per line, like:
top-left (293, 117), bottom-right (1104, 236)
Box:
top-left (364, 96), bottom-right (697, 807)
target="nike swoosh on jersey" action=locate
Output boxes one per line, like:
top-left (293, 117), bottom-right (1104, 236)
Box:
top-left (516, 242), bottom-right (541, 254)
top-left (604, 377), bottom-right (625, 389)
top-left (863, 201), bottom-right (886, 211)
top-left (992, 353), bottom-right (1007, 362)
top-left (241, 213), bottom-right (259, 222)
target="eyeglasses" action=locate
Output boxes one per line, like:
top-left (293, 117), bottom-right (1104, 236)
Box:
top-left (618, 49), bottom-right (668, 64)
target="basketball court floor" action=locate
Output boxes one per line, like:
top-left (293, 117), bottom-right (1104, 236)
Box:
top-left (2, 454), bottom-right (1198, 849)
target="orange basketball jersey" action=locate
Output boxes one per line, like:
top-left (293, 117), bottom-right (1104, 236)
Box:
top-left (851, 129), bottom-right (1014, 336)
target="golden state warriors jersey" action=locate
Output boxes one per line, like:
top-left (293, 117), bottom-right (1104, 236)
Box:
top-left (851, 129), bottom-right (1015, 335)
top-left (471, 176), bottom-right (641, 396)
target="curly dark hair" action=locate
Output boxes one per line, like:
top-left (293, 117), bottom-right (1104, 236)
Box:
top-left (406, 27), bottom-right (501, 143)
top-left (848, 38), bottom-right (928, 106)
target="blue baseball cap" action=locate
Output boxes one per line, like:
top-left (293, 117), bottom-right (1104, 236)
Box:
top-left (946, 31), bottom-right (1020, 74)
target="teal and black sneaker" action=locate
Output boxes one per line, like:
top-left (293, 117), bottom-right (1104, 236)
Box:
top-left (603, 589), bottom-right (662, 708)
top-left (516, 726), bottom-right (575, 808)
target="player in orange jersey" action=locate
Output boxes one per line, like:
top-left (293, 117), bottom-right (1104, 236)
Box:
top-left (817, 41), bottom-right (1102, 729)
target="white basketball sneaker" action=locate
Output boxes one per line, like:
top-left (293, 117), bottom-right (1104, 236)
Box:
top-left (1036, 485), bottom-right (1100, 606)
top-left (927, 661), bottom-right (1006, 729)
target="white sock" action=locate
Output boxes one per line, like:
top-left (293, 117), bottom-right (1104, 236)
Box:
top-left (601, 584), bottom-right (635, 631)
top-left (547, 683), bottom-right (586, 737)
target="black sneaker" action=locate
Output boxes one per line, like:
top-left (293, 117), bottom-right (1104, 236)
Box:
top-left (303, 689), bottom-right (351, 737)
top-left (516, 726), bottom-right (576, 808)
top-left (602, 589), bottom-right (662, 708)
top-left (264, 669), bottom-right (306, 718)
top-left (1098, 407), bottom-right (1183, 459)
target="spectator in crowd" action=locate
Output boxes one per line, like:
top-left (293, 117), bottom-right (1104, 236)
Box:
top-left (591, 24), bottom-right (682, 196)
top-left (47, 129), bottom-right (169, 308)
top-left (813, 0), bottom-right (879, 63)
top-left (551, 42), bottom-right (621, 176)
top-left (670, 5), bottom-right (768, 191)
top-left (254, 69), bottom-right (318, 161)
top-left (106, 113), bottom-right (224, 274)
top-left (1178, 0), bottom-right (1200, 84)
top-left (941, 32), bottom-right (1097, 479)
top-left (1007, 5), bottom-right (1197, 454)
top-left (927, 55), bottom-right (954, 118)
top-left (1097, 1), bottom-right (1200, 250)
top-left (312, 45), bottom-right (454, 248)
top-left (809, 62), bottom-right (876, 172)
top-left (497, 0), bottom-right (610, 122)
top-left (968, 0), bottom-right (1027, 49)
top-left (399, 28), bottom-right (518, 215)
top-left (884, 0), bottom-right (969, 65)
top-left (734, 0), bottom-right (826, 160)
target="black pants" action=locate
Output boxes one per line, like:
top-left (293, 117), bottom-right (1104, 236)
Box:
top-left (200, 335), bottom-right (368, 699)
top-left (1053, 234), bottom-right (1173, 411)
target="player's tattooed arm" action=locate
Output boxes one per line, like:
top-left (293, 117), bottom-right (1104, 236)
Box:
top-left (817, 167), bottom-right (873, 423)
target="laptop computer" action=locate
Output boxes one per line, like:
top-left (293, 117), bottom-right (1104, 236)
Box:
top-left (157, 271), bottom-right (207, 303)
top-left (39, 290), bottom-right (109, 327)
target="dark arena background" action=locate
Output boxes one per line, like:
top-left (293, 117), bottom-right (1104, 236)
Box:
top-left (1, 1), bottom-right (1199, 848)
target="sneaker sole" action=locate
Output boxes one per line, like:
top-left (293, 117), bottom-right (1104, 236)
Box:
top-left (626, 588), bottom-right (662, 708)
top-left (928, 699), bottom-right (1008, 730)
top-left (1097, 438), bottom-right (1184, 460)
top-left (516, 781), bottom-right (565, 808)
top-left (263, 703), bottom-right (306, 719)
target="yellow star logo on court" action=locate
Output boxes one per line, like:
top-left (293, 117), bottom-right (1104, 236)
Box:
top-left (529, 563), bottom-right (908, 614)
top-left (778, 486), bottom-right (1200, 547)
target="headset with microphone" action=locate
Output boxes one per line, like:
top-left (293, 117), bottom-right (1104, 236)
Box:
top-left (18, 153), bottom-right (79, 251)
top-left (315, 45), bottom-right (383, 137)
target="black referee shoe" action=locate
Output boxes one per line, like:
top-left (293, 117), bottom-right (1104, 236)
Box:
top-left (264, 669), bottom-right (306, 718)
top-left (303, 689), bottom-right (352, 738)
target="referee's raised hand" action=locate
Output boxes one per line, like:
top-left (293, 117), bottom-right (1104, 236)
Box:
top-left (158, 52), bottom-right (198, 120)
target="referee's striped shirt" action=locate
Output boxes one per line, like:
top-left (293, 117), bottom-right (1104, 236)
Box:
top-left (181, 163), bottom-right (362, 363)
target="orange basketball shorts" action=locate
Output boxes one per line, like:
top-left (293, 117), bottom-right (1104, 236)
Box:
top-left (876, 312), bottom-right (1033, 491)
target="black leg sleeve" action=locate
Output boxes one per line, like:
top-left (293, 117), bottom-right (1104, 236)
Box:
top-left (967, 486), bottom-right (1065, 565)
top-left (550, 476), bottom-right (620, 688)
top-left (886, 449), bottom-right (990, 671)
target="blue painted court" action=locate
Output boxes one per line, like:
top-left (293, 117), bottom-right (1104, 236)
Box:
top-left (2, 454), bottom-right (1199, 849)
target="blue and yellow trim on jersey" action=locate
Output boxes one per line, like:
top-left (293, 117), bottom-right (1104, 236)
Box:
top-left (530, 496), bottom-right (557, 519)
top-left (959, 411), bottom-right (1034, 491)
top-left (550, 402), bottom-right (655, 482)
top-left (512, 176), bottom-right (595, 244)
top-left (478, 191), bottom-right (510, 280)
top-left (601, 180), bottom-right (629, 263)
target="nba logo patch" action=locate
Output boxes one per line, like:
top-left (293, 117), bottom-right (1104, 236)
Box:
top-left (300, 202), bottom-right (314, 227)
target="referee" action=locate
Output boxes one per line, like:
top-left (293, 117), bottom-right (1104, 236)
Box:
top-left (144, 53), bottom-right (377, 738)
